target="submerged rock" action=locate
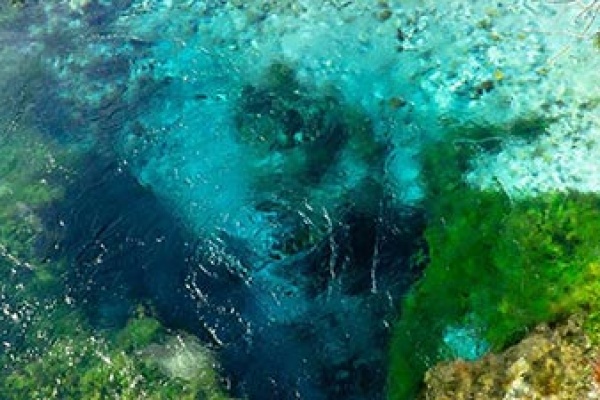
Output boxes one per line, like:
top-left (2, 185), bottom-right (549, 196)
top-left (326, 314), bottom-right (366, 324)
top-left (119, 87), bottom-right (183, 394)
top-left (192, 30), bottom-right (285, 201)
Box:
top-left (421, 315), bottom-right (599, 400)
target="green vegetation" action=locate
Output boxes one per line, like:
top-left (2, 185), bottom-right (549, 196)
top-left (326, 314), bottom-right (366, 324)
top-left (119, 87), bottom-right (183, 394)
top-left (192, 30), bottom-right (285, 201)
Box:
top-left (0, 126), bottom-right (66, 262)
top-left (235, 62), bottom-right (383, 189)
top-left (388, 119), bottom-right (600, 399)
top-left (0, 123), bottom-right (76, 352)
top-left (1, 315), bottom-right (232, 400)
top-left (422, 117), bottom-right (551, 194)
top-left (0, 123), bottom-right (232, 399)
top-left (235, 62), bottom-right (386, 257)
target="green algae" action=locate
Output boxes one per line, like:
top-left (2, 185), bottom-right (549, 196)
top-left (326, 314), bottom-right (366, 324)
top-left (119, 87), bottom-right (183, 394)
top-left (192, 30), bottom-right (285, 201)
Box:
top-left (234, 62), bottom-right (386, 257)
top-left (235, 62), bottom-right (383, 188)
top-left (388, 118), bottom-right (600, 399)
top-left (1, 315), bottom-right (232, 400)
top-left (0, 122), bottom-right (75, 352)
top-left (0, 126), bottom-right (67, 260)
top-left (389, 190), bottom-right (600, 399)
top-left (0, 121), bottom-right (233, 399)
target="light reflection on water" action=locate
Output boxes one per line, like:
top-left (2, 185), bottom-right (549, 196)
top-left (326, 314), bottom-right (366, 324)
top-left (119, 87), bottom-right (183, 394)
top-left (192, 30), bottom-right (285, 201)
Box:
top-left (0, 2), bottom-right (426, 399)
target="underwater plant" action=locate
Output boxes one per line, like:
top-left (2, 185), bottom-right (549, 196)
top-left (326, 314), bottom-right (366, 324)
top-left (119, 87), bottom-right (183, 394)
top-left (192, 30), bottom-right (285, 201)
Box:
top-left (0, 114), bottom-right (232, 399)
top-left (234, 62), bottom-right (387, 259)
top-left (388, 119), bottom-right (600, 399)
top-left (1, 315), bottom-right (232, 400)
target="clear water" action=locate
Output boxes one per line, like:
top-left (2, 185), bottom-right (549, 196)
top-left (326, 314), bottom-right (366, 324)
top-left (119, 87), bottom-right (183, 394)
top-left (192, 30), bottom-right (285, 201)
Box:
top-left (0, 2), bottom-right (426, 399)
top-left (4, 1), bottom-right (595, 398)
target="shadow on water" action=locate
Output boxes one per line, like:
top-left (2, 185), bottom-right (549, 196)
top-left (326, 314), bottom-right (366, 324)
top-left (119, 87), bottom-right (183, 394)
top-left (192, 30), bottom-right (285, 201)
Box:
top-left (46, 151), bottom-right (426, 399)
top-left (3, 2), bottom-right (427, 398)
top-left (47, 154), bottom-right (248, 337)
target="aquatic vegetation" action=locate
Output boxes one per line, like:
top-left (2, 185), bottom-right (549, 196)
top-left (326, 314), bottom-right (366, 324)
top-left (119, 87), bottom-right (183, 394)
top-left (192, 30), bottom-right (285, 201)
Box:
top-left (389, 188), bottom-right (600, 398)
top-left (0, 119), bottom-right (231, 399)
top-left (234, 62), bottom-right (386, 258)
top-left (421, 117), bottom-right (551, 198)
top-left (1, 316), bottom-right (231, 400)
top-left (0, 126), bottom-right (67, 260)
top-left (388, 120), bottom-right (600, 399)
top-left (0, 118), bottom-right (78, 352)
top-left (2, 1), bottom-right (597, 399)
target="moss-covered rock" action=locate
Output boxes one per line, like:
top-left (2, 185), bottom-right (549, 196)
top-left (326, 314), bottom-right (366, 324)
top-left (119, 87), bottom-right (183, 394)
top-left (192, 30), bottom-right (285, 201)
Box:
top-left (1, 316), bottom-right (232, 400)
top-left (388, 189), bottom-right (600, 398)
top-left (388, 118), bottom-right (600, 399)
top-left (0, 119), bottom-right (78, 355)
top-left (141, 333), bottom-right (230, 400)
top-left (0, 121), bottom-right (232, 399)
top-left (421, 315), bottom-right (597, 399)
top-left (0, 126), bottom-right (68, 260)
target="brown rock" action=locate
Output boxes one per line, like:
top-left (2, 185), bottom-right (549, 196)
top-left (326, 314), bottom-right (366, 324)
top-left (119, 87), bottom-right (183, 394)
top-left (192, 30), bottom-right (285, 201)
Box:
top-left (421, 315), bottom-right (599, 399)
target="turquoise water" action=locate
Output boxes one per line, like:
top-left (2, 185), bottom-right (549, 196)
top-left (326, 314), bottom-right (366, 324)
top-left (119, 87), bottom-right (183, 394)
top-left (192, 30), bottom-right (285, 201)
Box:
top-left (2, 1), bottom-right (598, 399)
top-left (0, 2), bottom-right (426, 399)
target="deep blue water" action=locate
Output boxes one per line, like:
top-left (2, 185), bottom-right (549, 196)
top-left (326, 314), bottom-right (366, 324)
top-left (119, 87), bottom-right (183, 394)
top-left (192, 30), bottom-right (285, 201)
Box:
top-left (1, 2), bottom-right (427, 399)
